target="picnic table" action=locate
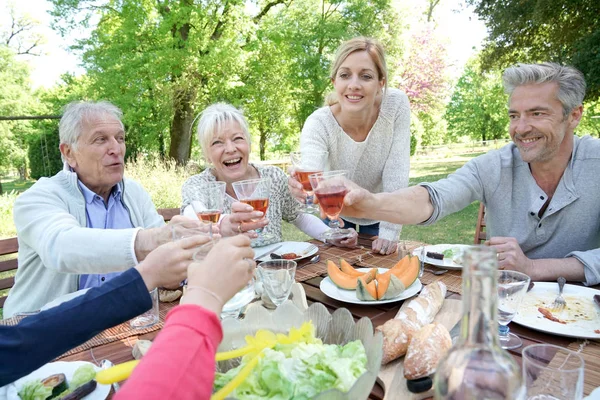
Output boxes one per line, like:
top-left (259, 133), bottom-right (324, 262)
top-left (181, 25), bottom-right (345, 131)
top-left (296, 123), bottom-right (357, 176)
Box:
top-left (8, 234), bottom-right (599, 399)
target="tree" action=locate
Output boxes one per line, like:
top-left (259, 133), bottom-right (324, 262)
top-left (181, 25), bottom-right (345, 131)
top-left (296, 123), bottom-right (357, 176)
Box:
top-left (468, 0), bottom-right (600, 100)
top-left (445, 59), bottom-right (508, 142)
top-left (0, 2), bottom-right (45, 56)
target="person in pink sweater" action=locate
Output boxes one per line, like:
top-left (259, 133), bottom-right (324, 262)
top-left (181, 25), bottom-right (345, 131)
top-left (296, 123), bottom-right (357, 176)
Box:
top-left (115, 235), bottom-right (256, 399)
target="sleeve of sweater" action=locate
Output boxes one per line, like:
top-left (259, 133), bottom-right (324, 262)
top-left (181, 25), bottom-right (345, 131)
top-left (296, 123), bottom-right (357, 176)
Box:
top-left (378, 91), bottom-right (411, 242)
top-left (300, 111), bottom-right (331, 159)
top-left (0, 269), bottom-right (151, 386)
top-left (115, 305), bottom-right (223, 400)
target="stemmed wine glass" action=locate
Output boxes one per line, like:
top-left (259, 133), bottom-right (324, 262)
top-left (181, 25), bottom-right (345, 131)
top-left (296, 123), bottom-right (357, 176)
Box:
top-left (193, 239), bottom-right (255, 320)
top-left (257, 260), bottom-right (297, 308)
top-left (497, 270), bottom-right (531, 349)
top-left (309, 170), bottom-right (351, 240)
top-left (189, 181), bottom-right (226, 237)
top-left (232, 177), bottom-right (275, 246)
top-left (289, 150), bottom-right (328, 213)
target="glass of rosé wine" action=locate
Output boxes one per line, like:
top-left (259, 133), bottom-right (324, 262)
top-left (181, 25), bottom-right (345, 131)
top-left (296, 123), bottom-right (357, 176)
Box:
top-left (189, 181), bottom-right (226, 238)
top-left (232, 177), bottom-right (275, 246)
top-left (309, 170), bottom-right (351, 240)
top-left (289, 150), bottom-right (328, 213)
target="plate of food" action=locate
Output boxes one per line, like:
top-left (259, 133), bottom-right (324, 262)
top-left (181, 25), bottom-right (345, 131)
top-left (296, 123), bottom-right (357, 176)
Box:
top-left (512, 282), bottom-right (600, 339)
top-left (412, 244), bottom-right (471, 270)
top-left (253, 241), bottom-right (319, 262)
top-left (320, 267), bottom-right (422, 305)
top-left (5, 361), bottom-right (110, 400)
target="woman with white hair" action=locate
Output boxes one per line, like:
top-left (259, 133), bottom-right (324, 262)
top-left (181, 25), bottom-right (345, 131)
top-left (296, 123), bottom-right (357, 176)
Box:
top-left (181, 103), bottom-right (358, 247)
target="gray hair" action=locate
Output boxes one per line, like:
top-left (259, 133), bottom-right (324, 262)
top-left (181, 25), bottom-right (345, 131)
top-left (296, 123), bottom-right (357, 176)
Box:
top-left (502, 62), bottom-right (586, 117)
top-left (59, 101), bottom-right (124, 150)
top-left (196, 103), bottom-right (251, 162)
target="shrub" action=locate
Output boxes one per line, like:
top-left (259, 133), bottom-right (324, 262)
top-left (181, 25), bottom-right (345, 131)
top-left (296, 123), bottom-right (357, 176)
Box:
top-left (124, 155), bottom-right (203, 209)
top-left (0, 191), bottom-right (19, 238)
top-left (28, 129), bottom-right (63, 180)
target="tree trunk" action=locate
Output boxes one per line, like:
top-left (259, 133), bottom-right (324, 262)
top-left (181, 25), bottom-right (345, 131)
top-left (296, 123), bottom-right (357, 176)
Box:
top-left (259, 120), bottom-right (267, 160)
top-left (168, 87), bottom-right (195, 165)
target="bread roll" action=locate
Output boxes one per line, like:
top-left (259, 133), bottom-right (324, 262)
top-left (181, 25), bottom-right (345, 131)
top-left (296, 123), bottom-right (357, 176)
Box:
top-left (159, 288), bottom-right (182, 303)
top-left (404, 323), bottom-right (452, 380)
top-left (376, 281), bottom-right (446, 364)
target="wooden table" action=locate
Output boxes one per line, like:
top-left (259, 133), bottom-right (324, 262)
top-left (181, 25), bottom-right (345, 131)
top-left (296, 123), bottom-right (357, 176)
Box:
top-left (59, 234), bottom-right (599, 399)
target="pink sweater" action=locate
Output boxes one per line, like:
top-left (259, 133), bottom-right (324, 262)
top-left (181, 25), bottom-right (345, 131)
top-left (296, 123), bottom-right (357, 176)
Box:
top-left (115, 304), bottom-right (223, 400)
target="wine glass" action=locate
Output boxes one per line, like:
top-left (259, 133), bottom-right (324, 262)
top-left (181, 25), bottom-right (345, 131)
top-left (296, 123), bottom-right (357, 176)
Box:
top-left (289, 150), bottom-right (328, 213)
top-left (192, 239), bottom-right (255, 320)
top-left (257, 260), bottom-right (296, 308)
top-left (309, 170), bottom-right (351, 240)
top-left (497, 270), bottom-right (530, 349)
top-left (189, 181), bottom-right (226, 228)
top-left (232, 177), bottom-right (275, 246)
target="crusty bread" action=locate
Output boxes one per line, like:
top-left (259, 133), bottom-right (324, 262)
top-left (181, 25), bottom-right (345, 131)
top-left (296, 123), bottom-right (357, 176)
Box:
top-left (403, 323), bottom-right (452, 380)
top-left (376, 281), bottom-right (446, 364)
top-left (159, 288), bottom-right (182, 303)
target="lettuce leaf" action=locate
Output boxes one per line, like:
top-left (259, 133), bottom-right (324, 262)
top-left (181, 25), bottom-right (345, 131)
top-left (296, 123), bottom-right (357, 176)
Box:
top-left (17, 380), bottom-right (53, 400)
top-left (214, 340), bottom-right (367, 399)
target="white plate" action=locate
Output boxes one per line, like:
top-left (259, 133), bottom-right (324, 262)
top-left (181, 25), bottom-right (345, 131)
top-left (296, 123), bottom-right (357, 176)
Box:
top-left (254, 241), bottom-right (319, 262)
top-left (320, 268), bottom-right (422, 305)
top-left (412, 244), bottom-right (472, 270)
top-left (4, 361), bottom-right (110, 400)
top-left (512, 282), bottom-right (600, 339)
top-left (40, 288), bottom-right (91, 311)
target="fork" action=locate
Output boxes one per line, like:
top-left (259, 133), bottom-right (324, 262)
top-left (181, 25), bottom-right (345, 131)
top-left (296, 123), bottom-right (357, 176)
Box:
top-left (303, 244), bottom-right (318, 255)
top-left (424, 267), bottom-right (448, 276)
top-left (550, 276), bottom-right (567, 312)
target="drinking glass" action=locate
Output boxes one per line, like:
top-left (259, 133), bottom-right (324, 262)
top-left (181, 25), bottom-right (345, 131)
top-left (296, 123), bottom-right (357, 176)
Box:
top-left (522, 344), bottom-right (584, 400)
top-left (171, 221), bottom-right (214, 242)
top-left (289, 150), bottom-right (328, 213)
top-left (192, 239), bottom-right (255, 320)
top-left (497, 270), bottom-right (530, 349)
top-left (189, 181), bottom-right (226, 236)
top-left (309, 170), bottom-right (351, 240)
top-left (258, 260), bottom-right (296, 308)
top-left (232, 177), bottom-right (275, 245)
top-left (130, 288), bottom-right (159, 329)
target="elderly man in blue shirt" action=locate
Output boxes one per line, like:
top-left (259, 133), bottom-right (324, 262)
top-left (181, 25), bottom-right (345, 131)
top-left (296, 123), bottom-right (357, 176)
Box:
top-left (334, 62), bottom-right (600, 286)
top-left (4, 101), bottom-right (201, 318)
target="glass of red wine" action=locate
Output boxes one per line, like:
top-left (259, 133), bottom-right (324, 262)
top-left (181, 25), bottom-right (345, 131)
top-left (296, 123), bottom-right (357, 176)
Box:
top-left (309, 170), bottom-right (351, 240)
top-left (189, 181), bottom-right (226, 238)
top-left (232, 177), bottom-right (275, 246)
top-left (289, 150), bottom-right (328, 213)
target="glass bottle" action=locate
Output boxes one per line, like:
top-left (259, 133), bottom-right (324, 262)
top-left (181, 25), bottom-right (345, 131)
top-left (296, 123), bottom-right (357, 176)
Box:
top-left (433, 246), bottom-right (525, 399)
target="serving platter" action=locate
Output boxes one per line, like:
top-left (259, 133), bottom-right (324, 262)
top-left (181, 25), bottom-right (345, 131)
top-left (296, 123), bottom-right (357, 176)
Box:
top-left (4, 361), bottom-right (110, 400)
top-left (412, 244), bottom-right (471, 270)
top-left (512, 282), bottom-right (600, 339)
top-left (320, 268), bottom-right (422, 305)
top-left (253, 241), bottom-right (319, 262)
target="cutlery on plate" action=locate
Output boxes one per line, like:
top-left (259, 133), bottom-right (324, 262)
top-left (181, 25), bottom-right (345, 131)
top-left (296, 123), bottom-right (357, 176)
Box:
top-left (424, 267), bottom-right (448, 276)
top-left (549, 276), bottom-right (567, 312)
top-left (418, 246), bottom-right (426, 278)
top-left (254, 244), bottom-right (283, 261)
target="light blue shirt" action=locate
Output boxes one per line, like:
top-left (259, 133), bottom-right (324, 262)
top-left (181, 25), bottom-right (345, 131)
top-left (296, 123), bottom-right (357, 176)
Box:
top-left (78, 181), bottom-right (134, 289)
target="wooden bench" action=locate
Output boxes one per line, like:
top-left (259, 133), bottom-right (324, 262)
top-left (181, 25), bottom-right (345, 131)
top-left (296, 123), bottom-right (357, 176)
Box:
top-left (0, 208), bottom-right (180, 309)
top-left (474, 202), bottom-right (487, 244)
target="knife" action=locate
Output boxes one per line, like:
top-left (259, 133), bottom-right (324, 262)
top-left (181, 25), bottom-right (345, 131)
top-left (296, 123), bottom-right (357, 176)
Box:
top-left (449, 317), bottom-right (463, 345)
top-left (253, 244), bottom-right (283, 261)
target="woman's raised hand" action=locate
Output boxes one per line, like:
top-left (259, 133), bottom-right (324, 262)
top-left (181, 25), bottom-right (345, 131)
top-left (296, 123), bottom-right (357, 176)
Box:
top-left (219, 202), bottom-right (269, 237)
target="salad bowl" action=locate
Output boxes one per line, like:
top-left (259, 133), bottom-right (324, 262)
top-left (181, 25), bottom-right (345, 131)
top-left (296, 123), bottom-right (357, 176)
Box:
top-left (218, 301), bottom-right (383, 399)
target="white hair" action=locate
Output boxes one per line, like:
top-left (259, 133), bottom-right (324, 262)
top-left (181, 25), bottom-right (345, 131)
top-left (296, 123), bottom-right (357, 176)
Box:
top-left (196, 103), bottom-right (251, 162)
top-left (59, 101), bottom-right (124, 150)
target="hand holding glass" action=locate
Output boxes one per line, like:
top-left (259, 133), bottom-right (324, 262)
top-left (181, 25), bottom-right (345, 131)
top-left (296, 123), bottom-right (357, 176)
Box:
top-left (258, 260), bottom-right (296, 307)
top-left (289, 150), bottom-right (328, 213)
top-left (309, 170), bottom-right (351, 240)
top-left (232, 178), bottom-right (274, 245)
top-left (192, 239), bottom-right (255, 319)
top-left (190, 181), bottom-right (226, 226)
top-left (497, 270), bottom-right (530, 349)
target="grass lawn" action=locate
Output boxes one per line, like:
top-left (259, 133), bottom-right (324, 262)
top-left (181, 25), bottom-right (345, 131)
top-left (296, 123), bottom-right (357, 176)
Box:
top-left (282, 151), bottom-right (482, 245)
top-left (1, 177), bottom-right (34, 193)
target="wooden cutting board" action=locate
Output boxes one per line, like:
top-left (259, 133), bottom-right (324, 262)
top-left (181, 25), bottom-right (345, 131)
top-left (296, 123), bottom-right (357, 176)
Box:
top-left (376, 298), bottom-right (463, 400)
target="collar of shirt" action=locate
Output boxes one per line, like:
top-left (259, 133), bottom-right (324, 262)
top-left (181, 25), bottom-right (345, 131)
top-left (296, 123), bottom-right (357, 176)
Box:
top-left (78, 180), bottom-right (122, 206)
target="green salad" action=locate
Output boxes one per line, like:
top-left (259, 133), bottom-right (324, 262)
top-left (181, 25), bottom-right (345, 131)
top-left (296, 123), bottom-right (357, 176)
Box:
top-left (18, 364), bottom-right (96, 400)
top-left (214, 340), bottom-right (367, 400)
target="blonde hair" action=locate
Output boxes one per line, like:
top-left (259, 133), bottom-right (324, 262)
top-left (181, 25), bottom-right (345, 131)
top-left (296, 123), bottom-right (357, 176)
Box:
top-left (325, 36), bottom-right (388, 106)
top-left (196, 103), bottom-right (251, 162)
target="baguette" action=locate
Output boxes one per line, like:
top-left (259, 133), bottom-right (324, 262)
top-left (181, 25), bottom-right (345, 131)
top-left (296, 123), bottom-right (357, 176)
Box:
top-left (403, 323), bottom-right (452, 380)
top-left (376, 281), bottom-right (446, 364)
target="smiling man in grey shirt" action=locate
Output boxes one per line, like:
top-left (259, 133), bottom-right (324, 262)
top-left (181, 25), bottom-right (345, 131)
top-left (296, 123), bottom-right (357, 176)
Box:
top-left (338, 62), bottom-right (600, 286)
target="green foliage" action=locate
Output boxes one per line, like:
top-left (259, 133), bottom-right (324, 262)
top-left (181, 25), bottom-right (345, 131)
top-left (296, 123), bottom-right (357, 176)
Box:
top-left (0, 190), bottom-right (19, 238)
top-left (445, 60), bottom-right (508, 142)
top-left (27, 128), bottom-right (63, 180)
top-left (123, 155), bottom-right (200, 209)
top-left (469, 0), bottom-right (600, 100)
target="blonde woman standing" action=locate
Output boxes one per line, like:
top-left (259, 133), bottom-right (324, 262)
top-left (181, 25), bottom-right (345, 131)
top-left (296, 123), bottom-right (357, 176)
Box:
top-left (289, 37), bottom-right (411, 255)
